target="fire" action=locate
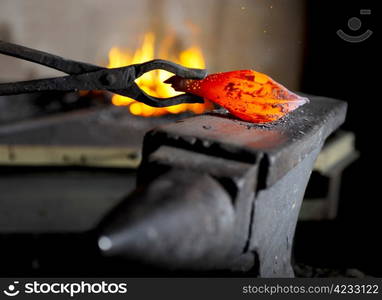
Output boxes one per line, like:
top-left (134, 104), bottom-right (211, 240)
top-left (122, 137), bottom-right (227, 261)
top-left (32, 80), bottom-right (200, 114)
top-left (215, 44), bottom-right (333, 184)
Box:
top-left (107, 33), bottom-right (212, 117)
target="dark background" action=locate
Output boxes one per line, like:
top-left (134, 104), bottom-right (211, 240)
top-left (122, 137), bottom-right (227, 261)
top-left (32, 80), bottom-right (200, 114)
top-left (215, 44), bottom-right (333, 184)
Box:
top-left (296, 0), bottom-right (380, 276)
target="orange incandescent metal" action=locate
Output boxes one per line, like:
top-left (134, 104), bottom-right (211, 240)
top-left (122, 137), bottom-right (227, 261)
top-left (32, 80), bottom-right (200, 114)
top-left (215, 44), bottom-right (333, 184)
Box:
top-left (165, 70), bottom-right (309, 123)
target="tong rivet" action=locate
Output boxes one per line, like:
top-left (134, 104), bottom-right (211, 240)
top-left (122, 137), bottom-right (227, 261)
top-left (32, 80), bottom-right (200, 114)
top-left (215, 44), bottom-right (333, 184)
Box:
top-left (101, 73), bottom-right (117, 86)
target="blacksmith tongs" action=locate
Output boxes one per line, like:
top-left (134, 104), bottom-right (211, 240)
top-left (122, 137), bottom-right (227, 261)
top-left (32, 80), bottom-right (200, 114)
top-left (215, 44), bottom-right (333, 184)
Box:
top-left (0, 40), bottom-right (207, 107)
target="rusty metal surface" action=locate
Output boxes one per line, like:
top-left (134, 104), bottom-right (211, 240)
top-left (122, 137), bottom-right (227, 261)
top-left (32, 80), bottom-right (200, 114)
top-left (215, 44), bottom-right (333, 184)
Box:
top-left (140, 146), bottom-right (257, 270)
top-left (250, 148), bottom-right (321, 276)
top-left (143, 96), bottom-right (347, 188)
top-left (98, 95), bottom-right (347, 276)
top-left (98, 170), bottom-right (235, 270)
top-left (0, 92), bottom-right (347, 276)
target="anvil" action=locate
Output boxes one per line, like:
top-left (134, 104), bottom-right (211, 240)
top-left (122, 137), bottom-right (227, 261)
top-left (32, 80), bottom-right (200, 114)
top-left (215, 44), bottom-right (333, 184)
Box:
top-left (97, 95), bottom-right (347, 277)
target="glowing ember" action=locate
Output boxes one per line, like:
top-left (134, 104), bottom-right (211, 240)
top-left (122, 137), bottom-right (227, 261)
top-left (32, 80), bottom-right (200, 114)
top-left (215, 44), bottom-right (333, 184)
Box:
top-left (107, 33), bottom-right (213, 116)
top-left (165, 70), bottom-right (309, 123)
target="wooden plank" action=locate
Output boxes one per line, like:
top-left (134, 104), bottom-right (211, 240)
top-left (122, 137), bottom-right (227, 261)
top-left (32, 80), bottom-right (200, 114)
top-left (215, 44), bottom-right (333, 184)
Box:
top-left (0, 144), bottom-right (141, 168)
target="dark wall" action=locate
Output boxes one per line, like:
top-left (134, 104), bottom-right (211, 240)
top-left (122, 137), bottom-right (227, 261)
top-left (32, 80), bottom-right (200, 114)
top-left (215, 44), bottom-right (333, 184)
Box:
top-left (299, 0), bottom-right (379, 275)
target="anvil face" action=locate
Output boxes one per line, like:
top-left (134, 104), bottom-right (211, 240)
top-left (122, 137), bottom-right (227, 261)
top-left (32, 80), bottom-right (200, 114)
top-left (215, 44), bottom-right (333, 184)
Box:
top-left (98, 96), bottom-right (347, 276)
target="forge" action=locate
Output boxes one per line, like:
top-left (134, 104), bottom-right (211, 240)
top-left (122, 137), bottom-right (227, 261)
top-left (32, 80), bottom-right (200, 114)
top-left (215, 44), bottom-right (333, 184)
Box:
top-left (0, 1), bottom-right (361, 278)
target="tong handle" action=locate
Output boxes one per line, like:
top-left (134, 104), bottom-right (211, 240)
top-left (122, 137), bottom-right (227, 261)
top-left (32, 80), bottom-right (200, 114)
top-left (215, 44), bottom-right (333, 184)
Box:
top-left (0, 41), bottom-right (207, 107)
top-left (0, 40), bottom-right (100, 74)
top-left (0, 75), bottom-right (98, 95)
top-left (0, 67), bottom-right (135, 95)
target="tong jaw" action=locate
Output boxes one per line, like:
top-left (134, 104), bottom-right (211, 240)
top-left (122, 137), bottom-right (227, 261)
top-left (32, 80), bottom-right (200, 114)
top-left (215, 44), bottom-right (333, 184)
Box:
top-left (119, 59), bottom-right (207, 108)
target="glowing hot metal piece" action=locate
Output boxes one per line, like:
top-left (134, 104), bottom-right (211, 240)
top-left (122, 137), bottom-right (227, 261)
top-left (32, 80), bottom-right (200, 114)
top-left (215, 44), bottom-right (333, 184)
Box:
top-left (166, 70), bottom-right (309, 123)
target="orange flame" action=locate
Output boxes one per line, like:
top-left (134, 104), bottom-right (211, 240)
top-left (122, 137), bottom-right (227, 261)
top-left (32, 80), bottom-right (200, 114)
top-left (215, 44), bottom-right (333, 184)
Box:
top-left (107, 32), bottom-right (212, 117)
